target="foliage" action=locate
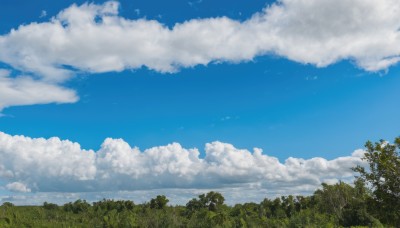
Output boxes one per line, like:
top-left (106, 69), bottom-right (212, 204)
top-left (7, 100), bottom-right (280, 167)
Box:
top-left (93, 199), bottom-right (134, 212)
top-left (150, 195), bottom-right (169, 209)
top-left (353, 136), bottom-right (400, 226)
top-left (0, 187), bottom-right (387, 227)
top-left (186, 191), bottom-right (225, 214)
top-left (314, 181), bottom-right (354, 221)
top-left (63, 199), bottom-right (91, 214)
top-left (43, 202), bottom-right (59, 210)
top-left (1, 202), bottom-right (14, 207)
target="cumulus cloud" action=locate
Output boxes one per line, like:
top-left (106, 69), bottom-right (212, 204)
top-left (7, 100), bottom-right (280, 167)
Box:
top-left (0, 0), bottom-right (399, 109)
top-left (0, 131), bottom-right (366, 197)
top-left (6, 182), bottom-right (31, 193)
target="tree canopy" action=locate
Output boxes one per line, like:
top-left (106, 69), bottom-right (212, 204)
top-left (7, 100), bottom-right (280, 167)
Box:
top-left (353, 136), bottom-right (400, 226)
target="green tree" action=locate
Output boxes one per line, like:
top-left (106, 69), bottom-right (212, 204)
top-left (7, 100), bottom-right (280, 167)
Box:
top-left (314, 181), bottom-right (353, 222)
top-left (1, 202), bottom-right (14, 207)
top-left (200, 191), bottom-right (225, 212)
top-left (186, 191), bottom-right (225, 213)
top-left (63, 199), bottom-right (91, 214)
top-left (150, 195), bottom-right (169, 209)
top-left (339, 179), bottom-right (381, 227)
top-left (281, 195), bottom-right (296, 218)
top-left (43, 202), bottom-right (58, 210)
top-left (353, 137), bottom-right (400, 226)
top-left (93, 199), bottom-right (134, 212)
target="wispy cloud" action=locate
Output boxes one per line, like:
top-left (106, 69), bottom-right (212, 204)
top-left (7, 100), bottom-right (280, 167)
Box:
top-left (305, 76), bottom-right (318, 81)
top-left (0, 69), bottom-right (77, 111)
top-left (188, 0), bottom-right (203, 8)
top-left (39, 10), bottom-right (47, 18)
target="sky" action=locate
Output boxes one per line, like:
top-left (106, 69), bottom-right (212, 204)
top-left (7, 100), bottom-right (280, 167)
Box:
top-left (0, 0), bottom-right (399, 205)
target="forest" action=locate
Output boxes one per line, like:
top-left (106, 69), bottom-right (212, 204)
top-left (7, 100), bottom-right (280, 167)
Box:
top-left (0, 137), bottom-right (398, 227)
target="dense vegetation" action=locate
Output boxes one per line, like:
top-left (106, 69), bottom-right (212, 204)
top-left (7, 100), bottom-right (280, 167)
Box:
top-left (0, 137), bottom-right (398, 227)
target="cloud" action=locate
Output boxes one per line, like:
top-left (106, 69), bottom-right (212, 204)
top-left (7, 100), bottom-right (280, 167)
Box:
top-left (0, 0), bottom-right (399, 110)
top-left (6, 182), bottom-right (31, 193)
top-left (40, 10), bottom-right (47, 18)
top-left (0, 131), bottom-right (366, 198)
top-left (0, 0), bottom-right (399, 79)
top-left (0, 69), bottom-right (78, 111)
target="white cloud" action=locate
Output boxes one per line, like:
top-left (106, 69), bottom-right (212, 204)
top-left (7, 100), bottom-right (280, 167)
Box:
top-left (0, 0), bottom-right (399, 110)
top-left (0, 0), bottom-right (399, 80)
top-left (0, 69), bottom-right (78, 111)
top-left (0, 131), bottom-right (366, 197)
top-left (6, 182), bottom-right (31, 193)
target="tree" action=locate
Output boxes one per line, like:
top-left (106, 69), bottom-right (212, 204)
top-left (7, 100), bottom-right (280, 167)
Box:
top-left (150, 195), bottom-right (169, 209)
top-left (314, 181), bottom-right (353, 221)
top-left (63, 199), bottom-right (90, 214)
top-left (353, 137), bottom-right (400, 226)
top-left (186, 191), bottom-right (225, 213)
top-left (185, 198), bottom-right (203, 215)
top-left (200, 191), bottom-right (225, 212)
top-left (93, 199), bottom-right (134, 212)
top-left (281, 195), bottom-right (296, 218)
top-left (43, 202), bottom-right (58, 210)
top-left (1, 202), bottom-right (14, 207)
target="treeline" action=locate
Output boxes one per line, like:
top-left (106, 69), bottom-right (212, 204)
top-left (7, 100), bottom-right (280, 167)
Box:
top-left (0, 183), bottom-right (386, 227)
top-left (0, 137), bottom-right (398, 227)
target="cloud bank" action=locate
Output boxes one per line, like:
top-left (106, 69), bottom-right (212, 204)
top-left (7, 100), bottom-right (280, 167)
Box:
top-left (0, 131), bottom-right (365, 200)
top-left (1, 0), bottom-right (400, 110)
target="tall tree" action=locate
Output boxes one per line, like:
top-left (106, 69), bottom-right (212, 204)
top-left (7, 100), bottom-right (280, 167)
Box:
top-left (150, 195), bottom-right (169, 209)
top-left (314, 181), bottom-right (353, 222)
top-left (353, 137), bottom-right (400, 226)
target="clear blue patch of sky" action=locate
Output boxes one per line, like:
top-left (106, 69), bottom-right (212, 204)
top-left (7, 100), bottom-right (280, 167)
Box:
top-left (2, 56), bottom-right (400, 160)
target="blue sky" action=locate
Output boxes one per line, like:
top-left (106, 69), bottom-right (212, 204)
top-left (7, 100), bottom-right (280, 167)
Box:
top-left (0, 0), bottom-right (399, 204)
top-left (2, 57), bottom-right (400, 160)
